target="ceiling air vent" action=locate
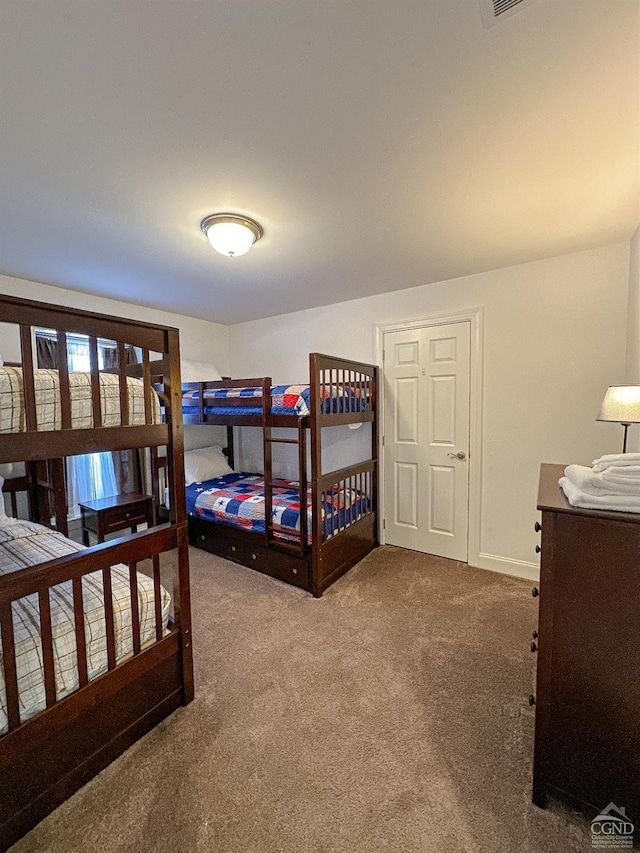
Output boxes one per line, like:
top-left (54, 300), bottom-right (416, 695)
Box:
top-left (478, 0), bottom-right (540, 29)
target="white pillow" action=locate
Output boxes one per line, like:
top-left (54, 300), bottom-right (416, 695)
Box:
top-left (181, 360), bottom-right (223, 383)
top-left (184, 445), bottom-right (233, 485)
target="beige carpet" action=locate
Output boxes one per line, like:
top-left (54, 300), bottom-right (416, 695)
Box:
top-left (12, 546), bottom-right (594, 853)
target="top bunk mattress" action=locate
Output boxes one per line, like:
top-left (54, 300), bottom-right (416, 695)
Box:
top-left (0, 367), bottom-right (161, 433)
top-left (182, 383), bottom-right (368, 418)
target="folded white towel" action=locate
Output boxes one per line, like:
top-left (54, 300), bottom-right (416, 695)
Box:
top-left (559, 476), bottom-right (640, 512)
top-left (564, 464), bottom-right (640, 496)
top-left (592, 452), bottom-right (640, 472)
top-left (601, 465), bottom-right (640, 483)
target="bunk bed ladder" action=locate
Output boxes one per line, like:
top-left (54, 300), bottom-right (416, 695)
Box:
top-left (262, 381), bottom-right (307, 555)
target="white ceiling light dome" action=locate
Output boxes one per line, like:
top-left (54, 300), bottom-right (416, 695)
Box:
top-left (200, 213), bottom-right (263, 257)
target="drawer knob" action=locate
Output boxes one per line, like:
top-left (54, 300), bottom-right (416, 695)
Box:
top-left (535, 545), bottom-right (541, 554)
top-left (532, 586), bottom-right (540, 598)
top-left (530, 641), bottom-right (537, 653)
top-left (231, 545), bottom-right (236, 552)
top-left (251, 553), bottom-right (256, 560)
top-left (534, 521), bottom-right (542, 533)
top-left (529, 695), bottom-right (536, 706)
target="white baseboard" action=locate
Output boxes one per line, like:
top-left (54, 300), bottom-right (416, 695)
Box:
top-left (476, 552), bottom-right (539, 582)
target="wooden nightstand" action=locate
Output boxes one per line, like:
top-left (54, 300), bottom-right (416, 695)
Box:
top-left (79, 493), bottom-right (154, 546)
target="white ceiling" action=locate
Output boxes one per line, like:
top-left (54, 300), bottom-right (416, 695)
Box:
top-left (1, 0), bottom-right (639, 325)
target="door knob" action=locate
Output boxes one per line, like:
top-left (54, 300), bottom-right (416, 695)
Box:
top-left (447, 451), bottom-right (467, 460)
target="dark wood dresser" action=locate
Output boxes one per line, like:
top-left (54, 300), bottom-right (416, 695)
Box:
top-left (533, 463), bottom-right (640, 838)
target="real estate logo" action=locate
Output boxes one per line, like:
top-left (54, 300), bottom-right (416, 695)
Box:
top-left (591, 803), bottom-right (635, 849)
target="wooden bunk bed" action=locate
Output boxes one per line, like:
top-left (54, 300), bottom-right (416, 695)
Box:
top-left (153, 354), bottom-right (378, 597)
top-left (0, 294), bottom-right (193, 851)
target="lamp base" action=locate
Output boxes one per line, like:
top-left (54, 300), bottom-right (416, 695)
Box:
top-left (622, 423), bottom-right (630, 453)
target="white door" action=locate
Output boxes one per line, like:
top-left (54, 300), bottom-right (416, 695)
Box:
top-left (383, 322), bottom-right (470, 561)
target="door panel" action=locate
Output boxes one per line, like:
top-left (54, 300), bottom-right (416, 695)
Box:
top-left (383, 322), bottom-right (470, 560)
top-left (429, 465), bottom-right (455, 535)
top-left (395, 377), bottom-right (419, 443)
top-left (430, 374), bottom-right (456, 444)
top-left (395, 462), bottom-right (418, 528)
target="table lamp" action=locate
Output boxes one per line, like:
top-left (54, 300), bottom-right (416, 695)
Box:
top-left (597, 385), bottom-right (640, 452)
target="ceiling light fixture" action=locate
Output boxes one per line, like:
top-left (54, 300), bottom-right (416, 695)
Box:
top-left (200, 213), bottom-right (263, 257)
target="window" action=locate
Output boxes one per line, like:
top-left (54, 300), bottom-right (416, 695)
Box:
top-left (35, 330), bottom-right (126, 517)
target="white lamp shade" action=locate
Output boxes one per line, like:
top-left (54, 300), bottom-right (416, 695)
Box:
top-left (597, 386), bottom-right (640, 424)
top-left (201, 213), bottom-right (263, 257)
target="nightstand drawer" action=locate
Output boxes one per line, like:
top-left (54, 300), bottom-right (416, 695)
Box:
top-left (103, 507), bottom-right (149, 532)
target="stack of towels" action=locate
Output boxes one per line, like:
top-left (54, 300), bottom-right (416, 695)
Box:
top-left (559, 453), bottom-right (640, 512)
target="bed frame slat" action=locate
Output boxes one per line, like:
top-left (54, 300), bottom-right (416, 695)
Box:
top-left (88, 335), bottom-right (102, 429)
top-left (152, 554), bottom-right (163, 642)
top-left (117, 341), bottom-right (130, 427)
top-left (56, 330), bottom-right (72, 430)
top-left (72, 577), bottom-right (89, 687)
top-left (38, 589), bottom-right (57, 708)
top-left (142, 349), bottom-right (152, 425)
top-left (128, 562), bottom-right (141, 655)
top-left (102, 567), bottom-right (116, 671)
top-left (0, 602), bottom-right (21, 731)
top-left (19, 325), bottom-right (37, 432)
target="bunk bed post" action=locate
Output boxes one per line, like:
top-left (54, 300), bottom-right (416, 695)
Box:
top-left (298, 417), bottom-right (308, 553)
top-left (309, 353), bottom-right (323, 597)
top-left (262, 377), bottom-right (274, 548)
top-left (24, 461), bottom-right (40, 522)
top-left (49, 458), bottom-right (68, 538)
top-left (225, 424), bottom-right (235, 469)
top-left (164, 328), bottom-right (194, 704)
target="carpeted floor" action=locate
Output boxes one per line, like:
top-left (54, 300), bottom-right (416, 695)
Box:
top-left (11, 546), bottom-right (595, 852)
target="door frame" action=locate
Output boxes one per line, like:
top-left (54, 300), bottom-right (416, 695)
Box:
top-left (376, 307), bottom-right (484, 568)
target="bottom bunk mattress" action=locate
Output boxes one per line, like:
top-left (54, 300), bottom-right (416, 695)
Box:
top-left (0, 520), bottom-right (172, 734)
top-left (186, 472), bottom-right (368, 541)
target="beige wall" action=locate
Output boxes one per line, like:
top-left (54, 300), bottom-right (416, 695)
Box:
top-left (0, 274), bottom-right (230, 369)
top-left (229, 242), bottom-right (631, 578)
top-left (626, 226), bottom-right (640, 450)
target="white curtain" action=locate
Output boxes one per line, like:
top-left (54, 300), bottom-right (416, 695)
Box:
top-left (66, 453), bottom-right (118, 518)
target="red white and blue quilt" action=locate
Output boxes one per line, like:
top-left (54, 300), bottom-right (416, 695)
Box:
top-left (182, 384), bottom-right (366, 417)
top-left (186, 472), bottom-right (367, 541)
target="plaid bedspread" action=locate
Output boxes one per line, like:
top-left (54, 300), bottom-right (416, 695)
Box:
top-left (182, 383), bottom-right (367, 417)
top-left (0, 367), bottom-right (161, 433)
top-left (0, 521), bottom-right (171, 733)
top-left (187, 472), bottom-right (368, 541)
